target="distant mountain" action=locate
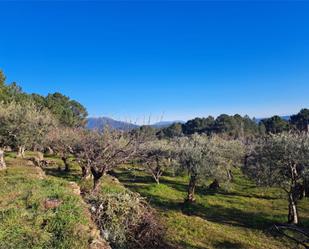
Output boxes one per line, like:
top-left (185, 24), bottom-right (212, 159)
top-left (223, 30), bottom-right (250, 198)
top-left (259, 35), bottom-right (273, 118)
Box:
top-left (280, 115), bottom-right (290, 121)
top-left (151, 120), bottom-right (185, 128)
top-left (87, 117), bottom-right (139, 131)
top-left (255, 115), bottom-right (290, 123)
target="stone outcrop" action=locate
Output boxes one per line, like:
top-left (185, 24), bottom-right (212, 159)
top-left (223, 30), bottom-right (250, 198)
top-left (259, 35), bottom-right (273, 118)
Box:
top-left (44, 198), bottom-right (63, 209)
top-left (0, 149), bottom-right (6, 170)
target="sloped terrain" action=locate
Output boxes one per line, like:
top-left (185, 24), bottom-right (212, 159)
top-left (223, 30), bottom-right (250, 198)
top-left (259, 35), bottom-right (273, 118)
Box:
top-left (0, 154), bottom-right (107, 249)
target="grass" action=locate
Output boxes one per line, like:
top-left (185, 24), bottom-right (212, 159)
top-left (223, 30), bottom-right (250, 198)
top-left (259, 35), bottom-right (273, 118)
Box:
top-left (111, 165), bottom-right (309, 249)
top-left (0, 154), bottom-right (94, 249)
top-left (4, 151), bottom-right (309, 249)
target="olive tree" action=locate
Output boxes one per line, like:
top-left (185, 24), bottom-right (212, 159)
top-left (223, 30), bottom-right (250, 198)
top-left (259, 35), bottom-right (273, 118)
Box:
top-left (45, 127), bottom-right (79, 171)
top-left (139, 139), bottom-right (174, 184)
top-left (74, 129), bottom-right (142, 193)
top-left (176, 134), bottom-right (244, 203)
top-left (244, 132), bottom-right (309, 224)
top-left (0, 101), bottom-right (57, 157)
top-left (211, 136), bottom-right (245, 184)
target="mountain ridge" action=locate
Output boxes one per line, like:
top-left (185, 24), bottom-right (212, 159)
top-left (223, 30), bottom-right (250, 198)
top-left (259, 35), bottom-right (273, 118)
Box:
top-left (87, 115), bottom-right (292, 131)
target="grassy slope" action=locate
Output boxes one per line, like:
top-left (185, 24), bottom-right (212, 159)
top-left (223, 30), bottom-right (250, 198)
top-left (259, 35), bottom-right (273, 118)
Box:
top-left (0, 153), bottom-right (94, 249)
top-left (112, 166), bottom-right (309, 249)
top-left (7, 152), bottom-right (309, 249)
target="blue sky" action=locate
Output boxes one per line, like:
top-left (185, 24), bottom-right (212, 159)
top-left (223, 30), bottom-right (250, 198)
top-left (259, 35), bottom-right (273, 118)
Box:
top-left (0, 1), bottom-right (308, 123)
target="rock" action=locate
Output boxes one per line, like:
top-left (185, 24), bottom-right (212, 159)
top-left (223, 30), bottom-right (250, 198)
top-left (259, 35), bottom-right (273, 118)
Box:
top-left (89, 225), bottom-right (111, 249)
top-left (34, 167), bottom-right (46, 179)
top-left (90, 228), bottom-right (101, 240)
top-left (3, 146), bottom-right (12, 152)
top-left (68, 181), bottom-right (81, 195)
top-left (110, 176), bottom-right (120, 184)
top-left (37, 151), bottom-right (44, 161)
top-left (44, 198), bottom-right (62, 209)
top-left (0, 149), bottom-right (6, 170)
top-left (44, 146), bottom-right (54, 155)
top-left (26, 160), bottom-right (35, 167)
top-left (89, 239), bottom-right (111, 249)
top-left (28, 157), bottom-right (41, 167)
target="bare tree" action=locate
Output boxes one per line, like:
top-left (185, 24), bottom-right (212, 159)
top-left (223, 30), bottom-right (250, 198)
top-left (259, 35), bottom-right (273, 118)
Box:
top-left (45, 127), bottom-right (79, 171)
top-left (75, 128), bottom-right (142, 193)
top-left (139, 139), bottom-right (174, 184)
top-left (244, 132), bottom-right (309, 224)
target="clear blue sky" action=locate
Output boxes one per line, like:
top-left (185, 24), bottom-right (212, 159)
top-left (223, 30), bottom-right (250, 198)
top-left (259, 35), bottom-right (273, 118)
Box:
top-left (1, 1), bottom-right (308, 123)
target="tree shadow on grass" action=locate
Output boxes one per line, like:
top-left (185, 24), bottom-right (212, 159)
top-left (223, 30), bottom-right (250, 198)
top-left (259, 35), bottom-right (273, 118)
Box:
top-left (43, 166), bottom-right (81, 182)
top-left (111, 170), bottom-right (154, 184)
top-left (112, 169), bottom-right (207, 197)
top-left (182, 201), bottom-right (284, 230)
top-left (113, 168), bottom-right (309, 233)
top-left (164, 240), bottom-right (244, 249)
top-left (113, 169), bottom-right (280, 204)
top-left (113, 169), bottom-right (280, 230)
top-left (212, 189), bottom-right (280, 201)
top-left (213, 241), bottom-right (244, 249)
top-left (174, 241), bottom-right (207, 249)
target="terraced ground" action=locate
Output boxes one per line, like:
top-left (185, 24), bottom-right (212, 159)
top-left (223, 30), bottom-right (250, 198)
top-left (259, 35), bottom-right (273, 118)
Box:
top-left (0, 153), bottom-right (106, 249)
top-left (2, 152), bottom-right (309, 249)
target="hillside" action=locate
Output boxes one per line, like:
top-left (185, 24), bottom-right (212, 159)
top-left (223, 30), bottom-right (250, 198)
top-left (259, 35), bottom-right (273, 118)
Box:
top-left (87, 117), bottom-right (139, 131)
top-left (0, 153), bottom-right (109, 249)
top-left (2, 149), bottom-right (309, 249)
top-left (151, 120), bottom-right (185, 128)
top-left (87, 117), bottom-right (185, 130)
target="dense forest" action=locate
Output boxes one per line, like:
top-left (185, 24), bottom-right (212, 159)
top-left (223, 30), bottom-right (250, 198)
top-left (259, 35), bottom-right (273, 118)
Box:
top-left (1, 69), bottom-right (309, 249)
top-left (156, 109), bottom-right (309, 139)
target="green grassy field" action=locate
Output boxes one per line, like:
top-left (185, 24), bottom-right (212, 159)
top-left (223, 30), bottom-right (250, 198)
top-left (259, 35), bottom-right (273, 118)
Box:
top-left (0, 153), bottom-right (96, 249)
top-left (111, 165), bottom-right (309, 249)
top-left (2, 153), bottom-right (309, 249)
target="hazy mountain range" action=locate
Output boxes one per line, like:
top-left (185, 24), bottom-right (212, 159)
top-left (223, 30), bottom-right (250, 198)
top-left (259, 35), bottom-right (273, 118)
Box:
top-left (254, 115), bottom-right (290, 123)
top-left (87, 117), bottom-right (185, 130)
top-left (87, 116), bottom-right (291, 131)
top-left (87, 117), bottom-right (139, 131)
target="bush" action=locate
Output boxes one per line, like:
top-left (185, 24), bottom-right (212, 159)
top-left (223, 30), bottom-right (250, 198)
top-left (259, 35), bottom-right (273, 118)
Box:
top-left (86, 190), bottom-right (165, 249)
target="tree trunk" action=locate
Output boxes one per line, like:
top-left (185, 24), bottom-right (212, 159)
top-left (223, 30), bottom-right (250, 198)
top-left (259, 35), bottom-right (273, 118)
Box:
top-left (81, 166), bottom-right (91, 179)
top-left (209, 179), bottom-right (220, 191)
top-left (186, 174), bottom-right (197, 203)
top-left (288, 193), bottom-right (299, 224)
top-left (62, 157), bottom-right (70, 172)
top-left (151, 161), bottom-right (161, 184)
top-left (154, 175), bottom-right (160, 184)
top-left (227, 170), bottom-right (233, 182)
top-left (17, 146), bottom-right (25, 158)
top-left (91, 168), bottom-right (104, 193)
top-left (0, 149), bottom-right (6, 170)
top-left (45, 146), bottom-right (54, 155)
top-left (151, 169), bottom-right (161, 184)
top-left (304, 179), bottom-right (309, 197)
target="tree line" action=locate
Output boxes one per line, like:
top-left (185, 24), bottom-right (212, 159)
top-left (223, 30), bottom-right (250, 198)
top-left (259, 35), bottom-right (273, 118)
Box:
top-left (0, 70), bottom-right (88, 128)
top-left (156, 109), bottom-right (309, 139)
